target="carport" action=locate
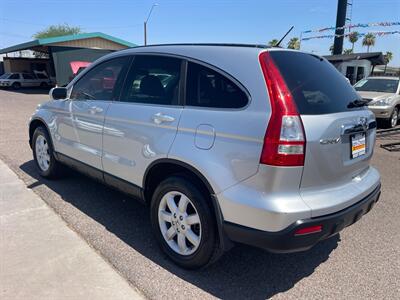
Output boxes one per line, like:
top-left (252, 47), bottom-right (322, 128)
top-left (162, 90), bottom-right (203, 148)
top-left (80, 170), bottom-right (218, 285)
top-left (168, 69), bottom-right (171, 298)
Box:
top-left (324, 52), bottom-right (386, 84)
top-left (0, 32), bottom-right (136, 86)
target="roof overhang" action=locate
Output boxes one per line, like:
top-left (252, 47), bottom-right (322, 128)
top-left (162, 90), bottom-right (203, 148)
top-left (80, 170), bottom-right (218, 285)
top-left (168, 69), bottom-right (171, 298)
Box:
top-left (0, 32), bottom-right (137, 55)
top-left (324, 52), bottom-right (385, 65)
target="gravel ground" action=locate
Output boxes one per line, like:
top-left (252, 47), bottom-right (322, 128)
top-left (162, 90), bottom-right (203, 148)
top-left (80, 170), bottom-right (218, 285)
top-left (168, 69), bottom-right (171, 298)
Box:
top-left (0, 88), bottom-right (399, 299)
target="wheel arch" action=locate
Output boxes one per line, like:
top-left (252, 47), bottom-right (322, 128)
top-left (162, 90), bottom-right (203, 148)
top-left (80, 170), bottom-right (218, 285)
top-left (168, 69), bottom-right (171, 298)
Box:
top-left (143, 158), bottom-right (216, 201)
top-left (29, 118), bottom-right (52, 149)
top-left (143, 158), bottom-right (230, 251)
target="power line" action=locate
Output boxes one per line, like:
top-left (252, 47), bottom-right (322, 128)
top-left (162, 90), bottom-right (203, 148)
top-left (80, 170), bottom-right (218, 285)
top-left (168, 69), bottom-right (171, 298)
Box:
top-left (0, 17), bottom-right (142, 31)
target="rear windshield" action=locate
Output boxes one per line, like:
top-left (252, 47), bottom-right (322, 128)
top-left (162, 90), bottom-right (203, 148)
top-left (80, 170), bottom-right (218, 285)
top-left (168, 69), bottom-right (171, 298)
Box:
top-left (36, 73), bottom-right (48, 79)
top-left (354, 78), bottom-right (399, 93)
top-left (270, 51), bottom-right (362, 115)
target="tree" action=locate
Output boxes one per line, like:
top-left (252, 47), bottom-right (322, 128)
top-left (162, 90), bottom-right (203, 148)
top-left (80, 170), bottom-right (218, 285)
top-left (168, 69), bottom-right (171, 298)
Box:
top-left (343, 49), bottom-right (353, 54)
top-left (268, 39), bottom-right (279, 47)
top-left (287, 37), bottom-right (300, 50)
top-left (384, 51), bottom-right (393, 74)
top-left (362, 33), bottom-right (375, 52)
top-left (33, 24), bottom-right (82, 39)
top-left (348, 31), bottom-right (359, 51)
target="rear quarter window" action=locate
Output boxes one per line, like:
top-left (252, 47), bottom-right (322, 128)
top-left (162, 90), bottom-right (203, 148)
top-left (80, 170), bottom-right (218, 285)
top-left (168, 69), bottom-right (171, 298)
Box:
top-left (186, 62), bottom-right (248, 109)
top-left (269, 51), bottom-right (361, 114)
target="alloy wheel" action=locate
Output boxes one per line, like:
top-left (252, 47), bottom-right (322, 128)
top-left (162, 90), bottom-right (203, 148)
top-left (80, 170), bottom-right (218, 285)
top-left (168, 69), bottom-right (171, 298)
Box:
top-left (35, 135), bottom-right (50, 171)
top-left (391, 108), bottom-right (398, 128)
top-left (158, 191), bottom-right (202, 255)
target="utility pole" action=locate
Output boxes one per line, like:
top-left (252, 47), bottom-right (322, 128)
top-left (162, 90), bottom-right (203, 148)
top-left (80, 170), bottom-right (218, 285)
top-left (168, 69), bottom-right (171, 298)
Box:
top-left (144, 3), bottom-right (158, 46)
top-left (144, 22), bottom-right (147, 46)
top-left (333, 0), bottom-right (347, 55)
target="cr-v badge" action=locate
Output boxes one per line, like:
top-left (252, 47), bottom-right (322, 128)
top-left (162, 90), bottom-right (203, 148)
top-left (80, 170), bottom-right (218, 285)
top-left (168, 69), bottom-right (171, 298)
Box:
top-left (320, 137), bottom-right (341, 144)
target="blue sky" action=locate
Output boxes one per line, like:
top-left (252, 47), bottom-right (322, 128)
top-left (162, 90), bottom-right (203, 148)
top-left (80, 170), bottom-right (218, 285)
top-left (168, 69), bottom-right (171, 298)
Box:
top-left (1, 0), bottom-right (399, 66)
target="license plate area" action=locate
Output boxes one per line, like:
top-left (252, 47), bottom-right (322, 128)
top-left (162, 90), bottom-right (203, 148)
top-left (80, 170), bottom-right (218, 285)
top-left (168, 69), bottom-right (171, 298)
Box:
top-left (351, 133), bottom-right (366, 159)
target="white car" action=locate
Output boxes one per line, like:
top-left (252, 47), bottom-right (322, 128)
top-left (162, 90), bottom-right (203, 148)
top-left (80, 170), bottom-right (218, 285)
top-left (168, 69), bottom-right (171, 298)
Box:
top-left (0, 72), bottom-right (53, 89)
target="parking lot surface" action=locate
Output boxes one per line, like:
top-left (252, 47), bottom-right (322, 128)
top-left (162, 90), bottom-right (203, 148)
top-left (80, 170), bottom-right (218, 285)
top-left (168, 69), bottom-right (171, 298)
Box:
top-left (0, 89), bottom-right (399, 299)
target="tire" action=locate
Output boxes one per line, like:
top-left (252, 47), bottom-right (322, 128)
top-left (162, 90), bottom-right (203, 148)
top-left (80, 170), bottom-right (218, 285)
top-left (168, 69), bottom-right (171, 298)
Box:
top-left (32, 126), bottom-right (62, 178)
top-left (150, 176), bottom-right (220, 269)
top-left (11, 82), bottom-right (21, 90)
top-left (384, 107), bottom-right (399, 128)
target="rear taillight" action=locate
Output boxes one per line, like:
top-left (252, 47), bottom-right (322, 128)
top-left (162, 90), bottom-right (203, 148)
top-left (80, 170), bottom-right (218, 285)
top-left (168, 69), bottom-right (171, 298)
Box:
top-left (259, 51), bottom-right (306, 166)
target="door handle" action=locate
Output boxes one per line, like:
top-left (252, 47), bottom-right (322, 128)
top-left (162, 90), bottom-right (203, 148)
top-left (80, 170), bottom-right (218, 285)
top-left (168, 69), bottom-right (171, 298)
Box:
top-left (88, 106), bottom-right (103, 114)
top-left (152, 112), bottom-right (175, 124)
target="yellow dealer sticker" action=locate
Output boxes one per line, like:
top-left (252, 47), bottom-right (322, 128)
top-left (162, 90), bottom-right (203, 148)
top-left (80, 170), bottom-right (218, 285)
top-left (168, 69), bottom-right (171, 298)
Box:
top-left (351, 133), bottom-right (366, 158)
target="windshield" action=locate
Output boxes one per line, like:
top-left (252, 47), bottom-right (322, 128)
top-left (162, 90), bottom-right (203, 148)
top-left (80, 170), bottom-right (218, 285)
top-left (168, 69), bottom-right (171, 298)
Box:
top-left (354, 78), bottom-right (399, 93)
top-left (0, 73), bottom-right (11, 79)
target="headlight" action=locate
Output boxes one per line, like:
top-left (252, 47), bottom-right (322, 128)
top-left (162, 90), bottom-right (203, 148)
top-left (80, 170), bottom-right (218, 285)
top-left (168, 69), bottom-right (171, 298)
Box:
top-left (371, 97), bottom-right (394, 106)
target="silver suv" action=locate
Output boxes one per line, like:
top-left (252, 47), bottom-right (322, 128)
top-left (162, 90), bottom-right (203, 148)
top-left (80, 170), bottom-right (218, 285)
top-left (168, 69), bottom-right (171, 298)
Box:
top-left (354, 76), bottom-right (400, 128)
top-left (28, 44), bottom-right (381, 269)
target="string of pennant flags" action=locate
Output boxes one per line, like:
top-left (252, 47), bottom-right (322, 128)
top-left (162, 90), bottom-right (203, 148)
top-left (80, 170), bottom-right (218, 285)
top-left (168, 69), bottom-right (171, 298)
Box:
top-left (301, 30), bottom-right (400, 41)
top-left (302, 21), bottom-right (400, 34)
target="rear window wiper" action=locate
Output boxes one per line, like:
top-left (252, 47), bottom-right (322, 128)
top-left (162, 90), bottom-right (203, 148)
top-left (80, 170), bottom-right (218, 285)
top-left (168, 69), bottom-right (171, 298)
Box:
top-left (347, 99), bottom-right (369, 108)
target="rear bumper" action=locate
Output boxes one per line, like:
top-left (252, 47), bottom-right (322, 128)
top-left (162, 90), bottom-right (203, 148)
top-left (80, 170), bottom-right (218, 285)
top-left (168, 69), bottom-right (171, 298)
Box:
top-left (223, 183), bottom-right (381, 253)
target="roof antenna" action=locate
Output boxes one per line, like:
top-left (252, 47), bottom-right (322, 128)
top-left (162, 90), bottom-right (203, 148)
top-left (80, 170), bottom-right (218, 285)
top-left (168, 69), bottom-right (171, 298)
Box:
top-left (276, 26), bottom-right (294, 47)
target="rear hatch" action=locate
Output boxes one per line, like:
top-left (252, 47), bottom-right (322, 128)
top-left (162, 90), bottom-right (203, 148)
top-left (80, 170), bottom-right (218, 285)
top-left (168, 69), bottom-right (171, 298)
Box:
top-left (269, 51), bottom-right (377, 212)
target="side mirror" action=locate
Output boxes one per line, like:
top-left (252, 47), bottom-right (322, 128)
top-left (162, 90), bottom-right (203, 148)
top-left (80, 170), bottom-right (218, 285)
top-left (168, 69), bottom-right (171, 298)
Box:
top-left (49, 87), bottom-right (67, 100)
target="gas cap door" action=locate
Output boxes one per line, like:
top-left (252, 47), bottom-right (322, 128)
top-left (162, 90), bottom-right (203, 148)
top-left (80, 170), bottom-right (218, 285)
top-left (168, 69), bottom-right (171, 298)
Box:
top-left (195, 124), bottom-right (216, 150)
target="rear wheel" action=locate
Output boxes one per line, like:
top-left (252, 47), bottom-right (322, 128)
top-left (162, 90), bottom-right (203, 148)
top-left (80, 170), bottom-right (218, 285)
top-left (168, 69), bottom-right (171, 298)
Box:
top-left (32, 126), bottom-right (62, 178)
top-left (150, 176), bottom-right (220, 269)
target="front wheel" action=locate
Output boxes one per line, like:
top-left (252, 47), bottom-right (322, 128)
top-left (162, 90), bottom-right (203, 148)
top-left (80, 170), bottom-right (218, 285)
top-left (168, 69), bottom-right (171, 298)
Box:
top-left (32, 126), bottom-right (62, 178)
top-left (384, 107), bottom-right (399, 128)
top-left (11, 82), bottom-right (21, 90)
top-left (150, 176), bottom-right (220, 269)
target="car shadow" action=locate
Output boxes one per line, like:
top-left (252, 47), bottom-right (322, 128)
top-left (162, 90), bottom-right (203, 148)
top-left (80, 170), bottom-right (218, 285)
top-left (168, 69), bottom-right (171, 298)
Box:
top-left (19, 160), bottom-right (339, 299)
top-left (0, 87), bottom-right (51, 94)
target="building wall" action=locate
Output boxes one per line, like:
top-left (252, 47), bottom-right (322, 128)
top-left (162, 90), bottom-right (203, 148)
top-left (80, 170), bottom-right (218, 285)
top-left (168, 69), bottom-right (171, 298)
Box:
top-left (52, 37), bottom-right (127, 51)
top-left (51, 46), bottom-right (113, 86)
top-left (334, 59), bottom-right (372, 84)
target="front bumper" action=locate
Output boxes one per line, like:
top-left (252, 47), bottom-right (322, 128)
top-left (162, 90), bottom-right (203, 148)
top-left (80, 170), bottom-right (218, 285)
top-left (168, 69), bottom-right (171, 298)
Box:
top-left (223, 183), bottom-right (381, 253)
top-left (368, 106), bottom-right (393, 119)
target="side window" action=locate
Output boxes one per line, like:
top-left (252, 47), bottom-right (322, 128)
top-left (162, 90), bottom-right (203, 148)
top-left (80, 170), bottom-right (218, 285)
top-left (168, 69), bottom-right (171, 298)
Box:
top-left (120, 55), bottom-right (182, 105)
top-left (36, 73), bottom-right (48, 79)
top-left (186, 62), bottom-right (248, 108)
top-left (9, 74), bottom-right (20, 79)
top-left (70, 56), bottom-right (130, 101)
top-left (23, 74), bottom-right (35, 79)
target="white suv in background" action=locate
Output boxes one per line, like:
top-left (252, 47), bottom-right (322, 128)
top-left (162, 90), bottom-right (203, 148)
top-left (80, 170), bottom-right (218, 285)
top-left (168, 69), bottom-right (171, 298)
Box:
top-left (0, 72), bottom-right (52, 89)
top-left (28, 44), bottom-right (381, 269)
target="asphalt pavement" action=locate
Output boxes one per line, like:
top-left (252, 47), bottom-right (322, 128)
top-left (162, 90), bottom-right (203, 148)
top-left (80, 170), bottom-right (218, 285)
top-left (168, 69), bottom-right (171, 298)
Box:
top-left (0, 88), bottom-right (399, 299)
